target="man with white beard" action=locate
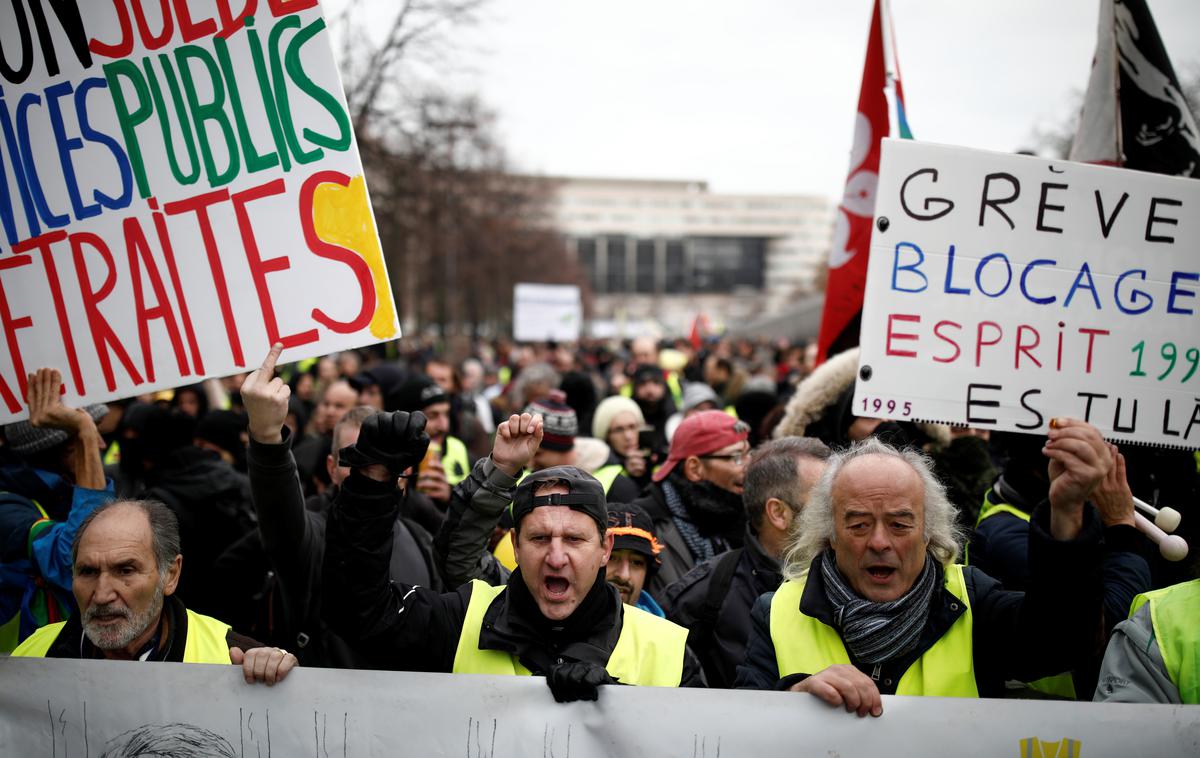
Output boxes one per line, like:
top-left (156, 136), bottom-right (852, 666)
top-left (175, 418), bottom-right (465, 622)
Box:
top-left (14, 500), bottom-right (296, 685)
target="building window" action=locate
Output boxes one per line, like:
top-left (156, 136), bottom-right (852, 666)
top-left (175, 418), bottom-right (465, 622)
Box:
top-left (665, 241), bottom-right (686, 294)
top-left (690, 237), bottom-right (766, 293)
top-left (577, 238), bottom-right (601, 292)
top-left (606, 236), bottom-right (628, 293)
top-left (635, 240), bottom-right (656, 293)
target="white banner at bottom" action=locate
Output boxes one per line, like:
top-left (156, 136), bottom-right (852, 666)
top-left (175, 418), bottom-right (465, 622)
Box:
top-left (1, 657), bottom-right (1197, 757)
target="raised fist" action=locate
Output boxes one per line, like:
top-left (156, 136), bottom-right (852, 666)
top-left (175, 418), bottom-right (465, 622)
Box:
top-left (338, 411), bottom-right (430, 477)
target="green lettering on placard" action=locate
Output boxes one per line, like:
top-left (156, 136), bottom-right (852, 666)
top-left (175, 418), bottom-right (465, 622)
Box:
top-left (268, 15), bottom-right (322, 165)
top-left (244, 16), bottom-right (291, 172)
top-left (214, 35), bottom-right (279, 174)
top-left (176, 45), bottom-right (240, 187)
top-left (286, 17), bottom-right (352, 152)
top-left (143, 55), bottom-right (201, 186)
top-left (102, 59), bottom-right (153, 198)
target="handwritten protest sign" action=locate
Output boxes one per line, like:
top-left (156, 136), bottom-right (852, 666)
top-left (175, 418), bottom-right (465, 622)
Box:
top-left (2, 658), bottom-right (1197, 757)
top-left (856, 139), bottom-right (1199, 448)
top-left (513, 283), bottom-right (582, 342)
top-left (0, 1), bottom-right (398, 423)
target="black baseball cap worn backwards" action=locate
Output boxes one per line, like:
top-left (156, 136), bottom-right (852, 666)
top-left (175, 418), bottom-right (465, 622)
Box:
top-left (511, 465), bottom-right (607, 533)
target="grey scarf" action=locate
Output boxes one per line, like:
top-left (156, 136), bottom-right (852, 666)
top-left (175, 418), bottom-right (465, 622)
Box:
top-left (661, 479), bottom-right (716, 563)
top-left (819, 550), bottom-right (938, 665)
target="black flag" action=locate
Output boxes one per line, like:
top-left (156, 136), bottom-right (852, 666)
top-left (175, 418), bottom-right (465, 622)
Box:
top-left (1070, 0), bottom-right (1200, 177)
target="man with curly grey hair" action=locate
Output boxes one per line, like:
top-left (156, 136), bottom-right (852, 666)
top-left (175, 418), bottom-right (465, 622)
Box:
top-left (735, 419), bottom-right (1110, 715)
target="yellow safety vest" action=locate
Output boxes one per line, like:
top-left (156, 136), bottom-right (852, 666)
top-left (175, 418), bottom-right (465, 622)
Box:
top-left (452, 580), bottom-right (687, 686)
top-left (1130, 579), bottom-right (1200, 704)
top-left (971, 496), bottom-right (1076, 699)
top-left (620, 371), bottom-right (684, 407)
top-left (12, 609), bottom-right (233, 664)
top-left (443, 436), bottom-right (470, 486)
top-left (770, 564), bottom-right (978, 697)
top-left (590, 464), bottom-right (623, 495)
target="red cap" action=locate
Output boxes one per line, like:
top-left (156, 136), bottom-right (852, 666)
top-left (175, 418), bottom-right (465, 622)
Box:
top-left (653, 410), bottom-right (749, 482)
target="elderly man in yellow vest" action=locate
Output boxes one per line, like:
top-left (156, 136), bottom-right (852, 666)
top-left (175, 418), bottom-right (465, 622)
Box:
top-left (736, 418), bottom-right (1109, 715)
top-left (322, 411), bottom-right (704, 701)
top-left (13, 499), bottom-right (296, 685)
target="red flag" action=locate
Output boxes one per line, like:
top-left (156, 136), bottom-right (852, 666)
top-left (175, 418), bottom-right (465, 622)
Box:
top-left (1069, 0), bottom-right (1199, 176)
top-left (816, 0), bottom-right (909, 363)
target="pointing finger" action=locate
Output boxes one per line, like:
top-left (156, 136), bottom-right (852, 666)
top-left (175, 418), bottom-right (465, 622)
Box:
top-left (259, 342), bottom-right (284, 378)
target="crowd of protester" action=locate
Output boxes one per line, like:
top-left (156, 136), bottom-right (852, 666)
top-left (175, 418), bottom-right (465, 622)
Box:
top-left (2, 333), bottom-right (1198, 706)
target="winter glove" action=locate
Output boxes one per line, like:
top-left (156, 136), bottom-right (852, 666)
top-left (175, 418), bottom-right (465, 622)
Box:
top-left (337, 411), bottom-right (430, 476)
top-left (545, 661), bottom-right (616, 703)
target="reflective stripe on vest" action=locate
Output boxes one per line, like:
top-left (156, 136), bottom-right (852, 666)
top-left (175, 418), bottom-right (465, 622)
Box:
top-left (1130, 579), bottom-right (1200, 704)
top-left (769, 564), bottom-right (978, 697)
top-left (452, 580), bottom-right (688, 686)
top-left (443, 436), bottom-right (471, 487)
top-left (974, 501), bottom-right (1032, 522)
top-left (11, 610), bottom-right (232, 663)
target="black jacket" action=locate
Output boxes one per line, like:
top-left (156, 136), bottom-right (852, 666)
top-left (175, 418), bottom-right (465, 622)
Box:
top-left (322, 463), bottom-right (705, 684)
top-left (142, 447), bottom-right (255, 616)
top-left (662, 527), bottom-right (781, 688)
top-left (40, 595), bottom-right (260, 661)
top-left (968, 483), bottom-right (1152, 635)
top-left (735, 504), bottom-right (1105, 697)
top-left (633, 479), bottom-right (742, 597)
top-left (236, 429), bottom-right (440, 668)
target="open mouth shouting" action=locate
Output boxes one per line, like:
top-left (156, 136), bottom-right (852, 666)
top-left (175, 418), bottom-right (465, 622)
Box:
top-left (865, 565), bottom-right (897, 584)
top-left (544, 575), bottom-right (571, 599)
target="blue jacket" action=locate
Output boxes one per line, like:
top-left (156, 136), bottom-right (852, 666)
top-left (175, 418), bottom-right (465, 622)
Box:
top-left (635, 590), bottom-right (666, 618)
top-left (1, 454), bottom-right (114, 647)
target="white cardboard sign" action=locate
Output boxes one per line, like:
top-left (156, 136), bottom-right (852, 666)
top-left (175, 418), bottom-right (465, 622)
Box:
top-left (856, 139), bottom-right (1200, 448)
top-left (0, 1), bottom-right (399, 423)
top-left (513, 283), bottom-right (582, 342)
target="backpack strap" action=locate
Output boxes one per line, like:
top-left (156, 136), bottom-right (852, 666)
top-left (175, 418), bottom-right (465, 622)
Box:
top-left (695, 548), bottom-right (742, 642)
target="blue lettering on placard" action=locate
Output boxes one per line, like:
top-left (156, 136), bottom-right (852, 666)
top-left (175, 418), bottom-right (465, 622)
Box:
top-left (1019, 258), bottom-right (1057, 305)
top-left (1167, 272), bottom-right (1198, 316)
top-left (1064, 262), bottom-right (1102, 310)
top-left (891, 242), bottom-right (928, 293)
top-left (1115, 269), bottom-right (1153, 315)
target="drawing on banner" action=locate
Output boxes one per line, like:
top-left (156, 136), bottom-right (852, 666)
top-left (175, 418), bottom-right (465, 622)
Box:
top-left (0, 2), bottom-right (399, 423)
top-left (36, 698), bottom-right (352, 758)
top-left (99, 723), bottom-right (237, 758)
top-left (855, 139), bottom-right (1200, 448)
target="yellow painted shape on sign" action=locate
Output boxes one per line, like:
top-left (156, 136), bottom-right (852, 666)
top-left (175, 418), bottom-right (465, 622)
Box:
top-left (311, 175), bottom-right (397, 339)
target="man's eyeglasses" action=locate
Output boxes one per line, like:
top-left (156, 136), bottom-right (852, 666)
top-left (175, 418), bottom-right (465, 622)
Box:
top-left (700, 452), bottom-right (748, 466)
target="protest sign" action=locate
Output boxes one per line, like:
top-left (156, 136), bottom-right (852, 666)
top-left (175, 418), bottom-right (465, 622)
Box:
top-left (513, 283), bottom-right (581, 342)
top-left (856, 139), bottom-right (1200, 448)
top-left (0, 1), bottom-right (398, 423)
top-left (1, 657), bottom-right (1197, 757)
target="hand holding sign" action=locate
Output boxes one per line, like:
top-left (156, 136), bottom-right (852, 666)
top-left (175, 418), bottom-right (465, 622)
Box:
top-left (241, 344), bottom-right (290, 445)
top-left (1043, 418), bottom-right (1111, 540)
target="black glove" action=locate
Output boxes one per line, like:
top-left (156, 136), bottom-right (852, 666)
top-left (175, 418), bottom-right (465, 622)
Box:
top-left (545, 661), bottom-right (615, 703)
top-left (337, 411), bottom-right (429, 476)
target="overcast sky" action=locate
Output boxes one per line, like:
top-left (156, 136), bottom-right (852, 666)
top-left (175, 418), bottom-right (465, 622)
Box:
top-left (335, 0), bottom-right (1200, 199)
